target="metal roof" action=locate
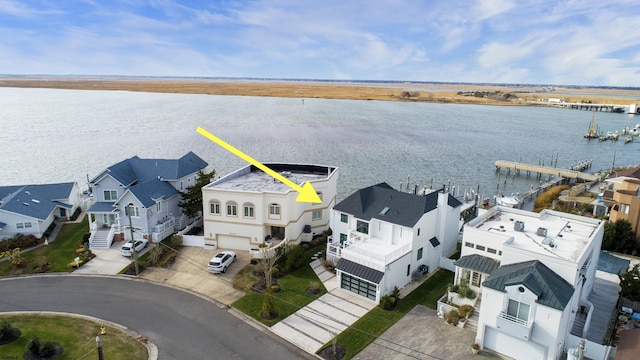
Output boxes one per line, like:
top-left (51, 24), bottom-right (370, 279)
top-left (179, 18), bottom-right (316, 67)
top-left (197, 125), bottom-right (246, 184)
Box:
top-left (87, 201), bottom-right (117, 213)
top-left (334, 182), bottom-right (456, 227)
top-left (336, 258), bottom-right (385, 284)
top-left (455, 254), bottom-right (500, 274)
top-left (482, 260), bottom-right (574, 310)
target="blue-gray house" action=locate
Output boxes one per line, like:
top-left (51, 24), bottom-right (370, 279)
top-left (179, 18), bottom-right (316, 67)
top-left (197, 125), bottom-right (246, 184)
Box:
top-left (86, 152), bottom-right (208, 248)
top-left (0, 182), bottom-right (82, 240)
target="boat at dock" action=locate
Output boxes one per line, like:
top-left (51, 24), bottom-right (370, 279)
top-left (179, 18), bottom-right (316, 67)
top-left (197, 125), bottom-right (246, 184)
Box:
top-left (625, 136), bottom-right (633, 144)
top-left (494, 194), bottom-right (522, 208)
top-left (584, 112), bottom-right (599, 139)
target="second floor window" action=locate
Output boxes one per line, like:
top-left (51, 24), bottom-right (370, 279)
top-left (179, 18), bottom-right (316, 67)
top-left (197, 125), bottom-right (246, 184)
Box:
top-left (356, 220), bottom-right (369, 235)
top-left (269, 203), bottom-right (281, 218)
top-left (104, 190), bottom-right (117, 201)
top-left (243, 203), bottom-right (255, 218)
top-left (340, 214), bottom-right (348, 223)
top-left (210, 201), bottom-right (220, 215)
top-left (507, 299), bottom-right (530, 323)
top-left (227, 202), bottom-right (237, 216)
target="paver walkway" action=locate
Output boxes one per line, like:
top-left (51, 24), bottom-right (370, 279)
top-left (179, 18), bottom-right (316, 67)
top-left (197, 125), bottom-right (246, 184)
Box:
top-left (270, 259), bottom-right (376, 354)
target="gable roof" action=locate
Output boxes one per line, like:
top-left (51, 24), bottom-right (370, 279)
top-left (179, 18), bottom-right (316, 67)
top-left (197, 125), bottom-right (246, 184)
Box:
top-left (455, 254), bottom-right (500, 274)
top-left (334, 182), bottom-right (442, 227)
top-left (336, 258), bottom-right (385, 284)
top-left (482, 260), bottom-right (574, 310)
top-left (92, 151), bottom-right (208, 186)
top-left (122, 179), bottom-right (178, 207)
top-left (0, 182), bottom-right (76, 220)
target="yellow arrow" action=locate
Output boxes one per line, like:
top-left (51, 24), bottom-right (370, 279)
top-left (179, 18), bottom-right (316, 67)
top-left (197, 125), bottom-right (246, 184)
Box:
top-left (196, 127), bottom-right (322, 203)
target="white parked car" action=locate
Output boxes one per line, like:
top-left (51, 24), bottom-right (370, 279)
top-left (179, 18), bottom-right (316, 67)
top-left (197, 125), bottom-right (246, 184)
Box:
top-left (120, 239), bottom-right (149, 257)
top-left (208, 251), bottom-right (236, 273)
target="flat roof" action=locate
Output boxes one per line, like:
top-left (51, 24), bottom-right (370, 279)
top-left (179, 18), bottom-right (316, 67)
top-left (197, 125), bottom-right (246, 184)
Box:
top-left (205, 163), bottom-right (336, 194)
top-left (470, 207), bottom-right (601, 262)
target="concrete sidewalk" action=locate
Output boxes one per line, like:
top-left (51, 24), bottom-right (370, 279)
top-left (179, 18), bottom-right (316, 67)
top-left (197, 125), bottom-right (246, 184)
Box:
top-left (270, 259), bottom-right (376, 354)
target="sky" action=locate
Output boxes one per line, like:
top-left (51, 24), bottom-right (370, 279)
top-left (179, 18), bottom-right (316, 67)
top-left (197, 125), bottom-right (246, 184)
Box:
top-left (0, 0), bottom-right (639, 86)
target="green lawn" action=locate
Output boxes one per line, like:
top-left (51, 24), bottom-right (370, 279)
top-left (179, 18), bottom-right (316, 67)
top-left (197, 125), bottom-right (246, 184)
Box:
top-left (232, 246), bottom-right (327, 326)
top-left (0, 314), bottom-right (147, 359)
top-left (0, 216), bottom-right (89, 275)
top-left (322, 269), bottom-right (454, 359)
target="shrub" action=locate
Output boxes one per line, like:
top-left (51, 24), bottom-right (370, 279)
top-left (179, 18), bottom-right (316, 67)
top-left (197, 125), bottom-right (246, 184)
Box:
top-left (308, 281), bottom-right (320, 293)
top-left (281, 244), bottom-right (305, 273)
top-left (25, 337), bottom-right (57, 357)
top-left (379, 295), bottom-right (397, 310)
top-left (0, 320), bottom-right (19, 342)
top-left (148, 245), bottom-right (163, 266)
top-left (169, 235), bottom-right (183, 249)
top-left (391, 286), bottom-right (401, 300)
top-left (250, 258), bottom-right (258, 265)
top-left (261, 291), bottom-right (276, 319)
top-left (445, 310), bottom-right (460, 326)
top-left (270, 267), bottom-right (280, 278)
top-left (471, 342), bottom-right (480, 350)
top-left (458, 304), bottom-right (474, 319)
top-left (32, 256), bottom-right (51, 273)
top-left (27, 337), bottom-right (41, 354)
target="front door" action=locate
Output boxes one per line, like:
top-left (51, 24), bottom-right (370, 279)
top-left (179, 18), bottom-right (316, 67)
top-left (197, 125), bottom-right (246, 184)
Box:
top-left (270, 226), bottom-right (285, 239)
top-left (103, 214), bottom-right (116, 226)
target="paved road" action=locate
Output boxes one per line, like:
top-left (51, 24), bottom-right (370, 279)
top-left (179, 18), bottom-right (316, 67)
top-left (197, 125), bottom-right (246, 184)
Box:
top-left (0, 275), bottom-right (312, 360)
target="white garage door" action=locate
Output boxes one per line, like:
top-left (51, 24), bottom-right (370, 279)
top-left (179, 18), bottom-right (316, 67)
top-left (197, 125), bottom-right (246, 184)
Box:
top-left (217, 234), bottom-right (252, 251)
top-left (484, 327), bottom-right (547, 360)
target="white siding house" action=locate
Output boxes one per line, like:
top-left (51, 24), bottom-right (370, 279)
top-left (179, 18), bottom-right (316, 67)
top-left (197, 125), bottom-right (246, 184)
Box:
top-left (0, 182), bottom-right (82, 239)
top-left (86, 152), bottom-right (208, 248)
top-left (327, 183), bottom-right (462, 303)
top-left (201, 163), bottom-right (338, 251)
top-left (454, 206), bottom-right (604, 360)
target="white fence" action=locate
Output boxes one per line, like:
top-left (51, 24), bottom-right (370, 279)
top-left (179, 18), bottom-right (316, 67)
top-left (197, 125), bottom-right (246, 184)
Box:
top-left (181, 235), bottom-right (204, 247)
top-left (439, 256), bottom-right (457, 272)
top-left (565, 333), bottom-right (613, 360)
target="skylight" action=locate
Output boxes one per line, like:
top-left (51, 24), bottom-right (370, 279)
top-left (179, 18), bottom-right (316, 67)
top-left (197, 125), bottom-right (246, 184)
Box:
top-left (379, 207), bottom-right (390, 215)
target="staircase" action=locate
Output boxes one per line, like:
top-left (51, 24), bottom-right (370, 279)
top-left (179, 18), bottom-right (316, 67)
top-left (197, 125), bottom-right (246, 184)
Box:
top-left (465, 297), bottom-right (482, 333)
top-left (90, 229), bottom-right (111, 249)
top-left (570, 311), bottom-right (587, 337)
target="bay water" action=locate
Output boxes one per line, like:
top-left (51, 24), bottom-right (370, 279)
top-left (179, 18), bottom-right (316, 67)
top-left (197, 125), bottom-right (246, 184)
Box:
top-left (1, 87), bottom-right (639, 202)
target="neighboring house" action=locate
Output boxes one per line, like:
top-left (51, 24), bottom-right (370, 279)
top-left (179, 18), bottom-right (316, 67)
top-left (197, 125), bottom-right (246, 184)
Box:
top-left (0, 182), bottom-right (82, 239)
top-left (86, 152), bottom-right (208, 248)
top-left (201, 163), bottom-right (338, 251)
top-left (454, 206), bottom-right (604, 360)
top-left (606, 178), bottom-right (640, 242)
top-left (327, 183), bottom-right (462, 303)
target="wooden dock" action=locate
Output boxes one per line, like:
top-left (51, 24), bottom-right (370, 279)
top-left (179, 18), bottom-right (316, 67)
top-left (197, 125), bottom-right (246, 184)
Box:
top-left (495, 160), bottom-right (599, 182)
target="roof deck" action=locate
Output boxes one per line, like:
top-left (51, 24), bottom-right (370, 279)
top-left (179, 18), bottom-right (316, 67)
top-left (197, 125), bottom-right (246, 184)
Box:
top-left (470, 207), bottom-right (602, 262)
top-left (205, 163), bottom-right (336, 194)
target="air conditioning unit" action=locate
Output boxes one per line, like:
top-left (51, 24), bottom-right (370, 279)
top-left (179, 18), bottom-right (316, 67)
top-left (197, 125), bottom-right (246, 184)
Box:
top-left (537, 227), bottom-right (547, 237)
top-left (514, 221), bottom-right (525, 232)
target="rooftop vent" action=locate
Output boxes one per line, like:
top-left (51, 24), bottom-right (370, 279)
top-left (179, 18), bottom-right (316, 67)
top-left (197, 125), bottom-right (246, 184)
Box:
top-left (514, 221), bottom-right (525, 232)
top-left (536, 227), bottom-right (547, 237)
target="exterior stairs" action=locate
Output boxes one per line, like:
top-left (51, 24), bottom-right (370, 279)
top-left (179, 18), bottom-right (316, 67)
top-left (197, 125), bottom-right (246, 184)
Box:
top-left (570, 311), bottom-right (587, 337)
top-left (465, 297), bottom-right (482, 333)
top-left (90, 229), bottom-right (111, 249)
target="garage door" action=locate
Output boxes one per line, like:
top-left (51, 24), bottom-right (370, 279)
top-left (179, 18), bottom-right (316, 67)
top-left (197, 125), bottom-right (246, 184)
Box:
top-left (484, 327), bottom-right (547, 360)
top-left (340, 273), bottom-right (378, 301)
top-left (217, 235), bottom-right (252, 251)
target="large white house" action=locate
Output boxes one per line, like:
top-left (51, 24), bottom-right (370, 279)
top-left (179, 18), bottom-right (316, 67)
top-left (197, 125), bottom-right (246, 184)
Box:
top-left (201, 163), bottom-right (338, 251)
top-left (86, 152), bottom-right (208, 248)
top-left (327, 183), bottom-right (462, 303)
top-left (0, 182), bottom-right (82, 239)
top-left (454, 206), bottom-right (604, 360)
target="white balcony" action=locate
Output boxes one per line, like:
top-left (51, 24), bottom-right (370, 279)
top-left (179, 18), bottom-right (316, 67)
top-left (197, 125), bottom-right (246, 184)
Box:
top-left (328, 231), bottom-right (411, 272)
top-left (496, 312), bottom-right (533, 340)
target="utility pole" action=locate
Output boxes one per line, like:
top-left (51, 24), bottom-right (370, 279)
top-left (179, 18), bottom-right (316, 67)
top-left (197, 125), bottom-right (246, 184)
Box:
top-left (128, 203), bottom-right (139, 275)
top-left (96, 336), bottom-right (104, 360)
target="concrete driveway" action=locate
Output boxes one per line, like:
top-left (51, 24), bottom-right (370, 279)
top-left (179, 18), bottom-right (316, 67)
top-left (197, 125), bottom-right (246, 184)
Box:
top-left (356, 305), bottom-right (509, 360)
top-left (139, 246), bottom-right (248, 306)
top-left (74, 240), bottom-right (150, 275)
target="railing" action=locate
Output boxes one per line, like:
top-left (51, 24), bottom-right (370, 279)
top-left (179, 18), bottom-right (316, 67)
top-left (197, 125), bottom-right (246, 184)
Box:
top-left (88, 221), bottom-right (97, 246)
top-left (250, 237), bottom-right (289, 259)
top-left (106, 225), bottom-right (115, 247)
top-left (498, 311), bottom-right (529, 327)
top-left (346, 230), bottom-right (368, 246)
top-left (153, 217), bottom-right (175, 233)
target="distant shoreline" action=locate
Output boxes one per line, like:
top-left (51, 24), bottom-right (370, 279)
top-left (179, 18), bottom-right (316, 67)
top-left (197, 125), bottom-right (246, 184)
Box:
top-left (1, 76), bottom-right (639, 106)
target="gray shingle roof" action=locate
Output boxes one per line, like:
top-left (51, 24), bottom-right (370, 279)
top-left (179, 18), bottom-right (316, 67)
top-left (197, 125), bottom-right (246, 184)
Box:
top-left (93, 151), bottom-right (208, 186)
top-left (336, 258), bottom-right (385, 284)
top-left (482, 260), bottom-right (574, 310)
top-left (334, 182), bottom-right (451, 227)
top-left (125, 179), bottom-right (178, 207)
top-left (0, 182), bottom-right (75, 220)
top-left (455, 254), bottom-right (500, 274)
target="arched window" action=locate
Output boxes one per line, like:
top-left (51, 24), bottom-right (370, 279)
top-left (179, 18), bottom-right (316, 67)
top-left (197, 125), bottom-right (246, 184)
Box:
top-left (269, 203), bottom-right (281, 219)
top-left (226, 201), bottom-right (237, 216)
top-left (209, 200), bottom-right (221, 215)
top-left (243, 202), bottom-right (255, 218)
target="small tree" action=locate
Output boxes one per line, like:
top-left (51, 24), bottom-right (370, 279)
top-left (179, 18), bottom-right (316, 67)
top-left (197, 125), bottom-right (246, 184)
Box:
top-left (619, 264), bottom-right (640, 301)
top-left (178, 169), bottom-right (216, 219)
top-left (259, 246), bottom-right (284, 319)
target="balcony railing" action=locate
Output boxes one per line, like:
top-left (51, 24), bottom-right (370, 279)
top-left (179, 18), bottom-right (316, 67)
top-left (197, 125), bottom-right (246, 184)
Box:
top-left (496, 311), bottom-right (533, 340)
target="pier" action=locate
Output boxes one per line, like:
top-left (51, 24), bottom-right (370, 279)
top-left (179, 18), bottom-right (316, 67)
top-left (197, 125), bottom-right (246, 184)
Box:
top-left (494, 160), bottom-right (599, 182)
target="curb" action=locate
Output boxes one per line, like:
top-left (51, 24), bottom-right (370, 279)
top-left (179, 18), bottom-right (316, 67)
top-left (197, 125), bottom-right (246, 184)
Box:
top-left (0, 311), bottom-right (158, 360)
